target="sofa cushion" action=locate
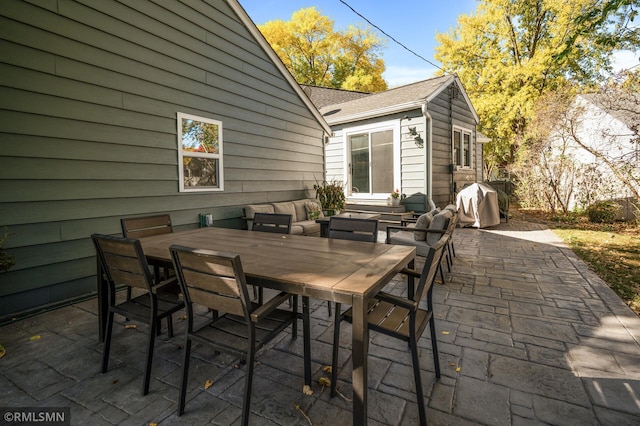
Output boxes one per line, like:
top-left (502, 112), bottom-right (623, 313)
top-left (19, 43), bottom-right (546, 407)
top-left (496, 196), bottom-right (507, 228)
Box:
top-left (292, 200), bottom-right (311, 223)
top-left (273, 202), bottom-right (298, 222)
top-left (388, 231), bottom-right (432, 257)
top-left (244, 204), bottom-right (275, 218)
top-left (295, 220), bottom-right (321, 236)
top-left (427, 209), bottom-right (452, 245)
top-left (304, 201), bottom-right (324, 220)
top-left (413, 212), bottom-right (434, 241)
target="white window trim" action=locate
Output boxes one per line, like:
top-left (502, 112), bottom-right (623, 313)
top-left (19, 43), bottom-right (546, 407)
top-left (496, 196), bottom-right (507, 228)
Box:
top-left (453, 126), bottom-right (473, 169)
top-left (343, 120), bottom-right (400, 200)
top-left (177, 112), bottom-right (224, 192)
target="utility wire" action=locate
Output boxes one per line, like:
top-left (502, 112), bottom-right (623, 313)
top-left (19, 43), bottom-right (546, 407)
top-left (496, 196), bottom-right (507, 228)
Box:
top-left (338, 0), bottom-right (449, 74)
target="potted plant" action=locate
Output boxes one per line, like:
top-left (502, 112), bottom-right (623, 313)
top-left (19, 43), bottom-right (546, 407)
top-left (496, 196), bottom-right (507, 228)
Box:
top-left (390, 189), bottom-right (405, 206)
top-left (314, 179), bottom-right (346, 216)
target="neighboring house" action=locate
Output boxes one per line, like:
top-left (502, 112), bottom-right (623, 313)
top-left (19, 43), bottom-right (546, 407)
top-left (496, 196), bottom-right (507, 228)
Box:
top-left (554, 93), bottom-right (639, 214)
top-left (0, 0), bottom-right (330, 319)
top-left (310, 75), bottom-right (486, 208)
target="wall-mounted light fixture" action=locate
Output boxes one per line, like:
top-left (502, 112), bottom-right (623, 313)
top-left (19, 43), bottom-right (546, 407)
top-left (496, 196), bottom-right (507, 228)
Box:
top-left (408, 126), bottom-right (424, 148)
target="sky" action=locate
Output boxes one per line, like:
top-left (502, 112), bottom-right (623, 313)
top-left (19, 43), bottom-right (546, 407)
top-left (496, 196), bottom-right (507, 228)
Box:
top-left (238, 0), bottom-right (478, 87)
top-left (238, 0), bottom-right (639, 88)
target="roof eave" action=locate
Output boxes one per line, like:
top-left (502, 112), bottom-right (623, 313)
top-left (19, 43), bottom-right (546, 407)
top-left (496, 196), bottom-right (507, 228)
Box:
top-left (324, 100), bottom-right (426, 125)
top-left (227, 0), bottom-right (332, 135)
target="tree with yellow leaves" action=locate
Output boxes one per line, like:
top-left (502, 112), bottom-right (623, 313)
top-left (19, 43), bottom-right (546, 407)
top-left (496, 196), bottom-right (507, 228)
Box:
top-left (257, 7), bottom-right (387, 92)
top-left (435, 0), bottom-right (636, 176)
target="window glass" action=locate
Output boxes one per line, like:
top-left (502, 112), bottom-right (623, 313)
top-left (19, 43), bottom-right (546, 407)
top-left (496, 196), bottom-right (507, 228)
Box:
top-left (350, 134), bottom-right (370, 193)
top-left (371, 130), bottom-right (393, 193)
top-left (463, 132), bottom-right (471, 167)
top-left (453, 127), bottom-right (472, 168)
top-left (453, 130), bottom-right (461, 166)
top-left (177, 113), bottom-right (224, 192)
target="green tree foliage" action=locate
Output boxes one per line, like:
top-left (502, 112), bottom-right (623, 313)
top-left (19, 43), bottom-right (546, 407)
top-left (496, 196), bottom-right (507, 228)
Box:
top-left (258, 7), bottom-right (387, 92)
top-left (434, 0), bottom-right (634, 173)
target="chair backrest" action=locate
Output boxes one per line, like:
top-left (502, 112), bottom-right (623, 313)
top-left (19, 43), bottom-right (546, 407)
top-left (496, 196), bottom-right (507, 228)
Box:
top-left (328, 217), bottom-right (378, 243)
top-left (92, 234), bottom-right (154, 292)
top-left (414, 233), bottom-right (449, 303)
top-left (170, 245), bottom-right (251, 321)
top-left (251, 213), bottom-right (292, 234)
top-left (121, 214), bottom-right (173, 239)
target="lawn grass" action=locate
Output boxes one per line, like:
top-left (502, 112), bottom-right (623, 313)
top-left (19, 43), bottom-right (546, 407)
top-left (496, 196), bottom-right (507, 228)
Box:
top-left (519, 210), bottom-right (640, 316)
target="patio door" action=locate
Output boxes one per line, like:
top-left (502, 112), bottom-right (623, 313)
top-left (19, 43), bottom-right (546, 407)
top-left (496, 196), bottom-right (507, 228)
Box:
top-left (349, 128), bottom-right (394, 197)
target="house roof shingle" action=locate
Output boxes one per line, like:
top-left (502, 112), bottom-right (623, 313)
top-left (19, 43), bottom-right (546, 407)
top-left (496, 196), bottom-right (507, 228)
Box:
top-left (316, 75), bottom-right (473, 124)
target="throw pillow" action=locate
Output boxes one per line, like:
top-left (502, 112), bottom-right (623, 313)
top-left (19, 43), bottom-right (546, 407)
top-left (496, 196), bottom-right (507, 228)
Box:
top-left (305, 202), bottom-right (324, 220)
top-left (413, 212), bottom-right (433, 241)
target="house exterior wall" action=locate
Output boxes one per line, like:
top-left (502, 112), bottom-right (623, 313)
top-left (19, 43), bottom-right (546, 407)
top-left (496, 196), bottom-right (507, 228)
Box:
top-left (428, 86), bottom-right (481, 207)
top-left (325, 81), bottom-right (481, 209)
top-left (0, 0), bottom-right (326, 318)
top-left (325, 110), bottom-right (428, 203)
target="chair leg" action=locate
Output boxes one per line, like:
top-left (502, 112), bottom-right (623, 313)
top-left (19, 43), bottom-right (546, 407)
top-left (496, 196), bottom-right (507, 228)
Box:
top-left (330, 302), bottom-right (341, 397)
top-left (242, 337), bottom-right (257, 426)
top-left (101, 311), bottom-right (115, 373)
top-left (291, 295), bottom-right (298, 339)
top-left (438, 263), bottom-right (445, 284)
top-left (166, 315), bottom-right (174, 338)
top-left (177, 337), bottom-right (192, 416)
top-left (142, 315), bottom-right (157, 396)
top-left (302, 297), bottom-right (311, 387)
top-left (327, 300), bottom-right (332, 316)
top-left (410, 334), bottom-right (427, 426)
top-left (429, 317), bottom-right (441, 378)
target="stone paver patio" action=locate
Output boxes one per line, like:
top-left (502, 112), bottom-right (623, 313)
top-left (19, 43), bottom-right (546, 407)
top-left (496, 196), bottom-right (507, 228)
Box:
top-left (1, 218), bottom-right (639, 425)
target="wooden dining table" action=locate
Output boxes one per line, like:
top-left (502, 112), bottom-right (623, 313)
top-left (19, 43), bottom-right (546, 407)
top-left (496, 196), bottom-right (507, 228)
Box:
top-left (97, 226), bottom-right (415, 425)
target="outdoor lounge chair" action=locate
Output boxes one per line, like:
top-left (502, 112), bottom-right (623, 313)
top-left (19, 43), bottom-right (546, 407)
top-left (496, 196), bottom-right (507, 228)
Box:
top-left (170, 245), bottom-right (304, 426)
top-left (330, 233), bottom-right (447, 426)
top-left (386, 207), bottom-right (457, 283)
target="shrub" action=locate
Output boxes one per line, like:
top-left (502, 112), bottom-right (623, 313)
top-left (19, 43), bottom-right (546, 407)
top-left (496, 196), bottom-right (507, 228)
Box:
top-left (586, 201), bottom-right (620, 224)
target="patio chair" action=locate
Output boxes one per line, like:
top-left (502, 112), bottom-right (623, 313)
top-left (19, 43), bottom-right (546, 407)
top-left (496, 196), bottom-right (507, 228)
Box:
top-left (330, 233), bottom-right (447, 426)
top-left (251, 212), bottom-right (293, 301)
top-left (91, 234), bottom-right (184, 396)
top-left (327, 216), bottom-right (378, 316)
top-left (121, 214), bottom-right (175, 300)
top-left (386, 208), bottom-right (456, 283)
top-left (251, 212), bottom-right (292, 234)
top-left (170, 245), bottom-right (304, 425)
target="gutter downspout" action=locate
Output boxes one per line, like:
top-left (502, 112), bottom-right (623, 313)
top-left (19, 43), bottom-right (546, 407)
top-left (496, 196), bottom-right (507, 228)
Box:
top-left (422, 103), bottom-right (436, 211)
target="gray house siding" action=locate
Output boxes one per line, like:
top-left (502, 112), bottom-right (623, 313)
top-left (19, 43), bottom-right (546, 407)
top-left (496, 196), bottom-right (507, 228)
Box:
top-left (427, 86), bottom-right (481, 206)
top-left (0, 0), bottom-right (327, 318)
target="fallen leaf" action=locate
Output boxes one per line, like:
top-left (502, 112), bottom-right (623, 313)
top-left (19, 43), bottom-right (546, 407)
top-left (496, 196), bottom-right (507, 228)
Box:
top-left (149, 423), bottom-right (158, 426)
top-left (318, 377), bottom-right (331, 387)
top-left (204, 379), bottom-right (213, 390)
top-left (29, 335), bottom-right (41, 341)
top-left (441, 331), bottom-right (450, 335)
top-left (302, 384), bottom-right (313, 396)
top-left (125, 324), bottom-right (137, 329)
top-left (449, 362), bottom-right (456, 367)
top-left (322, 365), bottom-right (332, 374)
top-left (456, 367), bottom-right (461, 372)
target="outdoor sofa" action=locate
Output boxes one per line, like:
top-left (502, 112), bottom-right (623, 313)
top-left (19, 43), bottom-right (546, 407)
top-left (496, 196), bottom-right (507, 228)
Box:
top-left (243, 199), bottom-right (322, 236)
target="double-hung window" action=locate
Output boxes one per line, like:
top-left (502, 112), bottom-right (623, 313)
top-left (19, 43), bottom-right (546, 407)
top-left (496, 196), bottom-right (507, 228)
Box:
top-left (453, 127), bottom-right (472, 168)
top-left (177, 112), bottom-right (224, 192)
